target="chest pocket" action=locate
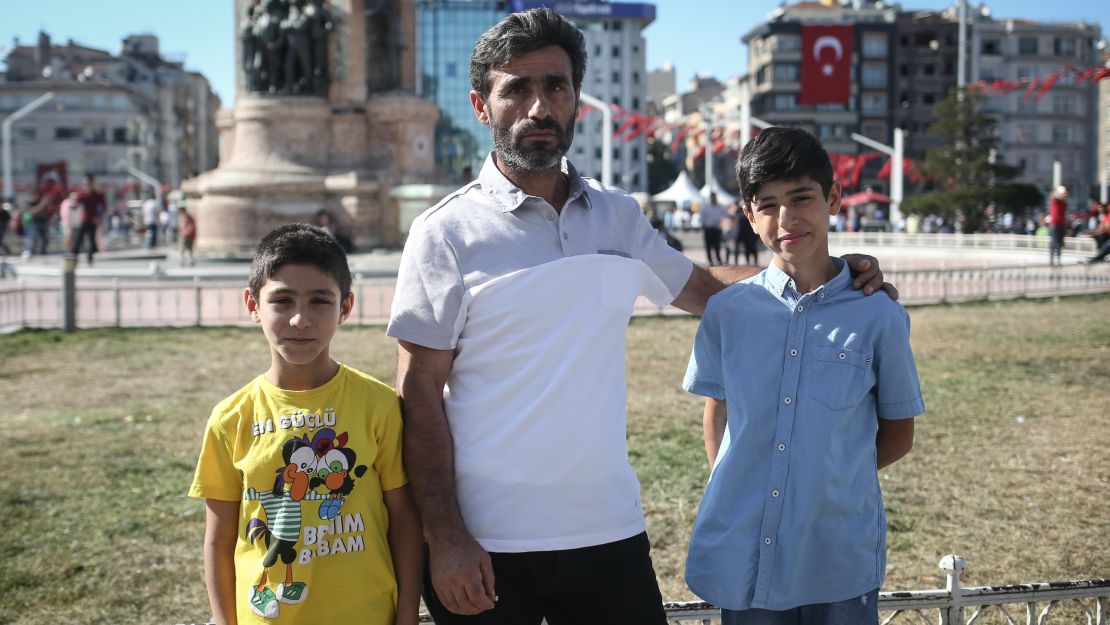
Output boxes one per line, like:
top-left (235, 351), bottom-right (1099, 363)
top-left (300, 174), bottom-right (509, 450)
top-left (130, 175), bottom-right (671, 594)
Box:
top-left (809, 346), bottom-right (876, 411)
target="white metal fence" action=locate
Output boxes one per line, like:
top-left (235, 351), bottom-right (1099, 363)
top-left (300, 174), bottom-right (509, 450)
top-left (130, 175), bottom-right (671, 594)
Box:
top-left (663, 556), bottom-right (1109, 625)
top-left (2, 262), bottom-right (1108, 331)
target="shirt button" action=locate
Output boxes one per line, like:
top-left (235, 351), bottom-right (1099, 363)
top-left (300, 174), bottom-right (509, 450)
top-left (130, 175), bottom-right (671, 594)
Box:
top-left (778, 443), bottom-right (786, 452)
top-left (784, 396), bottom-right (792, 405)
top-left (772, 489), bottom-right (780, 498)
top-left (820, 292), bottom-right (826, 299)
top-left (562, 232), bottom-right (568, 240)
top-left (839, 352), bottom-right (847, 360)
top-left (796, 305), bottom-right (804, 313)
top-left (764, 537), bottom-right (773, 545)
top-left (790, 348), bottom-right (798, 357)
top-left (547, 213), bottom-right (556, 221)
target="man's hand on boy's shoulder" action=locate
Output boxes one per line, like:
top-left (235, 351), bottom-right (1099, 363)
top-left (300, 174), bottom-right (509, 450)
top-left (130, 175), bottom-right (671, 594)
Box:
top-left (842, 254), bottom-right (898, 300)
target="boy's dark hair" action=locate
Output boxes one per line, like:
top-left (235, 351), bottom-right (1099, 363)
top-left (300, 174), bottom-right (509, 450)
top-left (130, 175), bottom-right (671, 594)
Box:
top-left (735, 127), bottom-right (834, 206)
top-left (469, 8), bottom-right (587, 99)
top-left (248, 224), bottom-right (351, 298)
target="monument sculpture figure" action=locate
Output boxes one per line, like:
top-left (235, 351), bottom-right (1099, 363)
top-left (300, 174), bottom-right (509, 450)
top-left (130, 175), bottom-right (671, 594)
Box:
top-left (185, 0), bottom-right (449, 254)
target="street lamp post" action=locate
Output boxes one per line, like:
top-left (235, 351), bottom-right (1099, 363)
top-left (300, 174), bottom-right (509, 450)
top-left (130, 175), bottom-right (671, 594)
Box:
top-left (2, 92), bottom-right (56, 199)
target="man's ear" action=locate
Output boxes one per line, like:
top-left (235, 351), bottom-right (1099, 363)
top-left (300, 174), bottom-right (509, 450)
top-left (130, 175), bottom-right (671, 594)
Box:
top-left (244, 287), bottom-right (261, 323)
top-left (470, 90), bottom-right (490, 126)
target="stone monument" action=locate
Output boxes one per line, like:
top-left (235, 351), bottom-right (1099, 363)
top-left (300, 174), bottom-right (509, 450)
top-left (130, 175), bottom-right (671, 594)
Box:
top-left (185, 0), bottom-right (451, 254)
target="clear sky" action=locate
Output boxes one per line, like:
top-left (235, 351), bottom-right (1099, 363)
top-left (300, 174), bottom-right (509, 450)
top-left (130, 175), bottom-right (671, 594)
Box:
top-left (3, 0), bottom-right (1108, 106)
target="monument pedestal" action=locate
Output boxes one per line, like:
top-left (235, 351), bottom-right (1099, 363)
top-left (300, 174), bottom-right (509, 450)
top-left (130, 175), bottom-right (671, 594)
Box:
top-left (184, 0), bottom-right (449, 255)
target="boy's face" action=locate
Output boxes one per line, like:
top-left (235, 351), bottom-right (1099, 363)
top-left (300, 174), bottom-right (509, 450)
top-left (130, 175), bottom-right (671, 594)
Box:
top-left (743, 176), bottom-right (841, 271)
top-left (244, 263), bottom-right (353, 372)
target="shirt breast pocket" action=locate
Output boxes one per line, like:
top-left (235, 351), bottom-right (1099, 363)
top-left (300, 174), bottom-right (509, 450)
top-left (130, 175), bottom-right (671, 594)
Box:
top-left (809, 346), bottom-right (876, 411)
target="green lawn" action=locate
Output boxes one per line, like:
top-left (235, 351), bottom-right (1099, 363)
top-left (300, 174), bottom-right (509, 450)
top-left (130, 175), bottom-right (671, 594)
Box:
top-left (0, 295), bottom-right (1107, 624)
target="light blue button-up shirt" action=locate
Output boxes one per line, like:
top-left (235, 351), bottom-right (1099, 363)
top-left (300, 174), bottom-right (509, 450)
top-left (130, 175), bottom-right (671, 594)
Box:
top-left (683, 259), bottom-right (925, 611)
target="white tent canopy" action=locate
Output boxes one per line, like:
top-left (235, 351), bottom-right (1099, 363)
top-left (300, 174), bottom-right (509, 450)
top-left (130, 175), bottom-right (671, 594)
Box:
top-left (652, 170), bottom-right (705, 207)
top-left (701, 178), bottom-right (737, 205)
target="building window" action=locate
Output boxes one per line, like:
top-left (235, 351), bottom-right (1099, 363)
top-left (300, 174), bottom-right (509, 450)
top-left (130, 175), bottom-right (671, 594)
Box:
top-left (612, 20), bottom-right (622, 31)
top-left (595, 147), bottom-right (602, 159)
top-left (1015, 124), bottom-right (1037, 143)
top-left (922, 64), bottom-right (936, 76)
top-left (1052, 95), bottom-right (1075, 114)
top-left (862, 35), bottom-right (887, 58)
top-left (981, 39), bottom-right (1000, 55)
top-left (862, 64), bottom-right (886, 88)
top-left (16, 127), bottom-right (35, 141)
top-left (775, 35), bottom-right (800, 51)
top-left (113, 127), bottom-right (129, 144)
top-left (612, 147), bottom-right (620, 160)
top-left (1018, 37), bottom-right (1038, 55)
top-left (863, 124), bottom-right (885, 140)
top-left (1016, 95), bottom-right (1037, 113)
top-left (773, 64), bottom-right (799, 81)
top-left (612, 71), bottom-right (621, 84)
top-left (773, 94), bottom-right (797, 110)
top-left (595, 44), bottom-right (602, 58)
top-left (1054, 38), bottom-right (1076, 56)
top-left (861, 94), bottom-right (886, 114)
top-left (899, 64), bottom-right (909, 77)
top-left (1051, 124), bottom-right (1071, 144)
top-left (55, 127), bottom-right (82, 140)
top-left (632, 146), bottom-right (640, 161)
top-left (632, 97), bottom-right (640, 109)
top-left (922, 93), bottom-right (936, 105)
top-left (815, 103), bottom-right (845, 112)
top-left (632, 71), bottom-right (640, 85)
top-left (612, 46), bottom-right (620, 58)
top-left (446, 62), bottom-right (457, 77)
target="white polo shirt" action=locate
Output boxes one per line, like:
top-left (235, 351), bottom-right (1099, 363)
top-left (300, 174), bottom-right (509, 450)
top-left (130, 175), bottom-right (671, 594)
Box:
top-left (387, 153), bottom-right (694, 552)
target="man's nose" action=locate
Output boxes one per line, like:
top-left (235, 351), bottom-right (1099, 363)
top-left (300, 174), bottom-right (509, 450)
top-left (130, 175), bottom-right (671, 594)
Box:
top-left (290, 308), bottom-right (311, 328)
top-left (528, 93), bottom-right (551, 119)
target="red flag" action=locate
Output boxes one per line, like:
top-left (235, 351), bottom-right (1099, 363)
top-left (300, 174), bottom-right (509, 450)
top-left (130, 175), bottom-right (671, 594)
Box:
top-left (800, 25), bottom-right (853, 105)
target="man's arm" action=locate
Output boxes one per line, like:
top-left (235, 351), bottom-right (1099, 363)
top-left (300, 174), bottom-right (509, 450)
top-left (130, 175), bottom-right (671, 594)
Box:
top-left (203, 499), bottom-right (240, 625)
top-left (671, 256), bottom-right (895, 316)
top-left (703, 398), bottom-right (728, 467)
top-left (876, 417), bottom-right (915, 469)
top-left (395, 340), bottom-right (495, 616)
top-left (383, 485), bottom-right (423, 625)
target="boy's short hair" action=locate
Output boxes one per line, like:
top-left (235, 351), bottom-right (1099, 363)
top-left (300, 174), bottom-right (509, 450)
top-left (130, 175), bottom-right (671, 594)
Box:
top-left (469, 8), bottom-right (587, 99)
top-left (735, 127), bottom-right (834, 206)
top-left (248, 224), bottom-right (352, 298)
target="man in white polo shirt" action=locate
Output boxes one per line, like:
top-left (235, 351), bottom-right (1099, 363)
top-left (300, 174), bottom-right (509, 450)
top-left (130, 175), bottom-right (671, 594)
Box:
top-left (386, 9), bottom-right (891, 625)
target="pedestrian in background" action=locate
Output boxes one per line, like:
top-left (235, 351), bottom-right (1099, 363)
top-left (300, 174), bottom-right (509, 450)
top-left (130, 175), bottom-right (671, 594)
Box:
top-left (142, 193), bottom-right (160, 249)
top-left (1048, 186), bottom-right (1068, 266)
top-left (72, 174), bottom-right (105, 265)
top-left (179, 205), bottom-right (197, 266)
top-left (701, 192), bottom-right (726, 266)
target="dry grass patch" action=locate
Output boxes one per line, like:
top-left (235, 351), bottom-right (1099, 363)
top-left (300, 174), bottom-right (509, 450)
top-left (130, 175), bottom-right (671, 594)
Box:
top-left (0, 295), bottom-right (1107, 623)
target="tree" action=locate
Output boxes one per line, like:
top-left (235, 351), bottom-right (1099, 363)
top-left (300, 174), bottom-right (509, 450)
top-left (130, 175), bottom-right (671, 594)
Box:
top-left (901, 88), bottom-right (1044, 233)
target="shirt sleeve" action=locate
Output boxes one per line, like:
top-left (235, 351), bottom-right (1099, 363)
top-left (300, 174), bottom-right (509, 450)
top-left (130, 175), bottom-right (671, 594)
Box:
top-left (876, 306), bottom-right (926, 420)
top-left (683, 300), bottom-right (727, 400)
top-left (373, 393), bottom-right (408, 492)
top-left (624, 196), bottom-right (694, 306)
top-left (385, 215), bottom-right (466, 350)
top-left (187, 410), bottom-right (242, 501)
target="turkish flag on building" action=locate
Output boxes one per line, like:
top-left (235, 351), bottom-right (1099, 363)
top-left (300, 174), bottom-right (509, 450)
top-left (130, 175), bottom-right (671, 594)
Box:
top-left (800, 25), bottom-right (853, 105)
top-left (35, 161), bottom-right (68, 195)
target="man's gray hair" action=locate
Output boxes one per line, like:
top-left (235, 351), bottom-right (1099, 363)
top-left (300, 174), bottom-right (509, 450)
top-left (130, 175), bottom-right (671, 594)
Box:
top-left (469, 8), bottom-right (587, 99)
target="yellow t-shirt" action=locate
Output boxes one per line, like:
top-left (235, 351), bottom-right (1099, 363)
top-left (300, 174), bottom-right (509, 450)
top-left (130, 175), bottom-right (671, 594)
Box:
top-left (188, 365), bottom-right (407, 625)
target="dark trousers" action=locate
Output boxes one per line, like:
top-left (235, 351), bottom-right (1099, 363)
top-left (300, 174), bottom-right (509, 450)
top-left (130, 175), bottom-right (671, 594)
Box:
top-left (703, 227), bottom-right (723, 265)
top-left (424, 532), bottom-right (667, 625)
top-left (70, 222), bottom-right (98, 262)
top-left (31, 220), bottom-right (49, 255)
top-left (1049, 225), bottom-right (1066, 264)
top-left (1091, 238), bottom-right (1110, 263)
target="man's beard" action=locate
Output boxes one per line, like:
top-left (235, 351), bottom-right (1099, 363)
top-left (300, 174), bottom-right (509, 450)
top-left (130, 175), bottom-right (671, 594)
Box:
top-left (490, 108), bottom-right (576, 175)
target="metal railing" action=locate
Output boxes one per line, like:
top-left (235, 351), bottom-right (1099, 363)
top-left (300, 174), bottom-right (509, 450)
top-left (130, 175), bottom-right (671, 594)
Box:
top-left (2, 259), bottom-right (1109, 331)
top-left (663, 556), bottom-right (1109, 625)
top-left (175, 556), bottom-right (1108, 625)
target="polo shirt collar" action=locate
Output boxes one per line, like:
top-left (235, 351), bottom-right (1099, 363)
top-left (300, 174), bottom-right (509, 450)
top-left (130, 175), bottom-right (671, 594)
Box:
top-left (764, 257), bottom-right (849, 301)
top-left (478, 152), bottom-right (590, 213)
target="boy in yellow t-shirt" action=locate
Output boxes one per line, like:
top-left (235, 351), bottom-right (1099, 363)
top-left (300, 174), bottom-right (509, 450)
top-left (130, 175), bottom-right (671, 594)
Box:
top-left (188, 224), bottom-right (421, 625)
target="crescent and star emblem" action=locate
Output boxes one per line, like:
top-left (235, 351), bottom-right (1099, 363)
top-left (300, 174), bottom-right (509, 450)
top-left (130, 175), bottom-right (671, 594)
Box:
top-left (813, 36), bottom-right (844, 77)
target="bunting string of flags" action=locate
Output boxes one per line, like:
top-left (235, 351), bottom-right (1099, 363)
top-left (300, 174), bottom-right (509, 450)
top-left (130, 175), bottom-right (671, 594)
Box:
top-left (973, 64), bottom-right (1110, 101)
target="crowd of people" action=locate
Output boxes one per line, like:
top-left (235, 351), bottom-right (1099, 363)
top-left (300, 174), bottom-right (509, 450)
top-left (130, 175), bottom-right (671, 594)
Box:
top-left (0, 174), bottom-right (197, 265)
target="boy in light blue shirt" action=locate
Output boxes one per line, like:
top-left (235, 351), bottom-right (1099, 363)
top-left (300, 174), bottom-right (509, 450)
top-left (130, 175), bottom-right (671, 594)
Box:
top-left (682, 127), bottom-right (925, 625)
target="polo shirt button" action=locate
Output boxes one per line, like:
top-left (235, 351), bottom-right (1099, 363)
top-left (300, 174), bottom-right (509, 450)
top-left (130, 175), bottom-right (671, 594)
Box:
top-left (547, 213), bottom-right (556, 220)
top-left (764, 537), bottom-right (773, 545)
top-left (772, 490), bottom-right (780, 498)
top-left (790, 348), bottom-right (798, 357)
top-left (796, 305), bottom-right (804, 312)
top-left (784, 396), bottom-right (792, 405)
top-left (820, 292), bottom-right (826, 299)
top-left (839, 352), bottom-right (847, 360)
top-left (778, 443), bottom-right (786, 451)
